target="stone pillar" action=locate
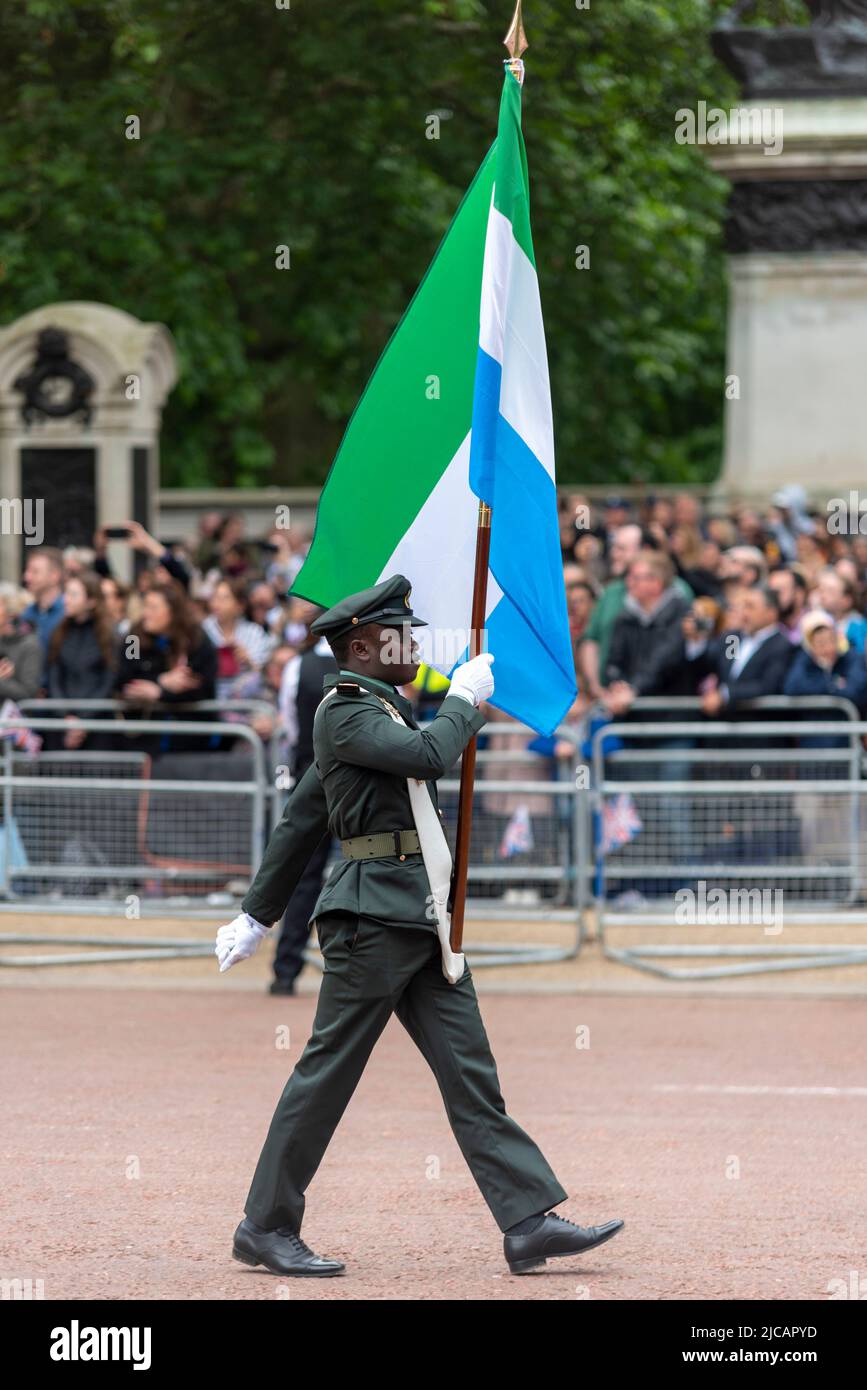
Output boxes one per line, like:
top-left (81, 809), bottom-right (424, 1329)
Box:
top-left (0, 302), bottom-right (177, 582)
top-left (710, 1), bottom-right (867, 497)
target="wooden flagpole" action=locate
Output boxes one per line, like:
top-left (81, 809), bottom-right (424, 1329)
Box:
top-left (449, 2), bottom-right (527, 952)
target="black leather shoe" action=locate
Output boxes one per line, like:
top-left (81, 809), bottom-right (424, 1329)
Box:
top-left (268, 979), bottom-right (296, 995)
top-left (232, 1218), bottom-right (345, 1277)
top-left (504, 1212), bottom-right (624, 1274)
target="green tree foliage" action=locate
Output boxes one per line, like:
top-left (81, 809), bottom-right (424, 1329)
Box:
top-left (0, 0), bottom-right (807, 486)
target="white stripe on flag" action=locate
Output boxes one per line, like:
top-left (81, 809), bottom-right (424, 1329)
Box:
top-left (378, 431), bottom-right (504, 674)
top-left (478, 202), bottom-right (555, 480)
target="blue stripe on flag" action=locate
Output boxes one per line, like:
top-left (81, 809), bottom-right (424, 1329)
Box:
top-left (462, 595), bottom-right (576, 733)
top-left (465, 348), bottom-right (576, 735)
top-left (468, 343), bottom-right (501, 502)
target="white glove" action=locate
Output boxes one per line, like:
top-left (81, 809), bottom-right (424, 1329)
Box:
top-left (448, 652), bottom-right (495, 707)
top-left (215, 911), bottom-right (270, 973)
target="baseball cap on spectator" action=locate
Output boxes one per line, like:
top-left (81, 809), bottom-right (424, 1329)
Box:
top-left (801, 608), bottom-right (845, 654)
top-left (771, 484), bottom-right (816, 535)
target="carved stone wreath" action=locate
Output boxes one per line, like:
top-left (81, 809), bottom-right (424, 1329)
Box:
top-left (13, 327), bottom-right (96, 426)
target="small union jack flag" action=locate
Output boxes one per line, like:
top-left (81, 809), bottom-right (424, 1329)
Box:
top-left (498, 803), bottom-right (534, 859)
top-left (0, 700), bottom-right (42, 757)
top-left (601, 793), bottom-right (643, 855)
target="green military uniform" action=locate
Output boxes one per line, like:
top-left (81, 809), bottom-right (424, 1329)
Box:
top-left (242, 575), bottom-right (568, 1235)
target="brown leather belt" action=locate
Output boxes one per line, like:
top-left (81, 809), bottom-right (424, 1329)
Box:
top-left (340, 829), bottom-right (421, 861)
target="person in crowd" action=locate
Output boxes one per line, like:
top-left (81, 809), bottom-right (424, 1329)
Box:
top-left (563, 565), bottom-right (596, 663)
top-left (263, 528), bottom-right (306, 593)
top-left (268, 621), bottom-right (338, 995)
top-left (246, 580), bottom-right (282, 638)
top-left (834, 554), bottom-right (863, 602)
top-left (94, 521), bottom-right (192, 592)
top-left (706, 516), bottom-right (738, 551)
top-left (245, 645), bottom-right (296, 749)
top-left (115, 583), bottom-right (217, 752)
top-left (768, 566), bottom-right (809, 644)
top-left (720, 583), bottom-right (750, 635)
top-left (192, 511), bottom-right (225, 575)
top-left (851, 535), bottom-right (867, 576)
top-left (670, 524), bottom-right (722, 599)
top-left (647, 495), bottom-right (675, 535)
top-left (100, 576), bottom-right (132, 636)
top-left (207, 512), bottom-right (253, 580)
top-left (719, 545), bottom-right (767, 590)
top-left (0, 585), bottom-right (43, 703)
top-left (813, 567), bottom-right (867, 654)
top-left (767, 485), bottom-right (815, 564)
top-left (680, 597), bottom-right (726, 690)
top-left (796, 529), bottom-right (832, 587)
top-left (783, 610), bottom-right (867, 728)
top-left (602, 550), bottom-right (692, 714)
top-left (579, 524), bottom-right (692, 700)
top-left (601, 549), bottom-right (695, 887)
top-left (203, 577), bottom-right (277, 702)
top-left (600, 496), bottom-right (632, 546)
top-left (672, 492), bottom-right (701, 529)
top-left (558, 493), bottom-right (582, 561)
top-left (62, 546), bottom-right (97, 577)
top-left (783, 610), bottom-right (867, 870)
top-left (687, 584), bottom-right (794, 716)
top-left (734, 506), bottom-right (769, 551)
top-left (22, 547), bottom-right (65, 656)
top-left (46, 572), bottom-right (117, 750)
top-left (571, 528), bottom-right (606, 583)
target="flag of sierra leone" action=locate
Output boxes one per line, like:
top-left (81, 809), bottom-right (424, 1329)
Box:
top-left (292, 66), bottom-right (576, 737)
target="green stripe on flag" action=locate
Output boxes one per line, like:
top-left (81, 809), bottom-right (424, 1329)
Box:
top-left (492, 69), bottom-right (534, 268)
top-left (290, 138), bottom-right (497, 606)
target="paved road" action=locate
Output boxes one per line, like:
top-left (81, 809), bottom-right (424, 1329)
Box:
top-left (3, 984), bottom-right (865, 1299)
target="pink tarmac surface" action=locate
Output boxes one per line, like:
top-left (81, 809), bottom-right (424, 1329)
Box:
top-left (3, 975), bottom-right (865, 1300)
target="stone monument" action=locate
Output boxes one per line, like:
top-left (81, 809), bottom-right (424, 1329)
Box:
top-left (0, 303), bottom-right (177, 581)
top-left (709, 1), bottom-right (867, 496)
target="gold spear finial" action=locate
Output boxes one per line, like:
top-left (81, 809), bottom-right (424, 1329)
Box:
top-left (503, 0), bottom-right (528, 61)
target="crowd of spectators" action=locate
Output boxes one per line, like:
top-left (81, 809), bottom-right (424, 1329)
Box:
top-left (559, 484), bottom-right (867, 728)
top-left (3, 488), bottom-right (866, 911)
top-left (3, 483), bottom-right (867, 771)
top-left (0, 514), bottom-right (319, 761)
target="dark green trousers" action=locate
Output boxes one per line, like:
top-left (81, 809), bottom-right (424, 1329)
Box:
top-left (244, 911), bottom-right (568, 1233)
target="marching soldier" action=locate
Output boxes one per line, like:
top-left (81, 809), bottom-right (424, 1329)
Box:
top-left (215, 574), bottom-right (623, 1277)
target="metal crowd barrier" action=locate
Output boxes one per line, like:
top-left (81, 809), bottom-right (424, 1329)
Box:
top-left (0, 714), bottom-right (268, 964)
top-left (586, 696), bottom-right (867, 979)
top-left (19, 696), bottom-right (289, 840)
top-left (7, 695), bottom-right (867, 979)
top-left (265, 713), bottom-right (588, 970)
top-left (0, 706), bottom-right (586, 970)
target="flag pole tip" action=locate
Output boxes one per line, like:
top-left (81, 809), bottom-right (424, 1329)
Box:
top-left (503, 0), bottom-right (528, 59)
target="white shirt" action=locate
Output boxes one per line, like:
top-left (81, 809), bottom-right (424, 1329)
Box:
top-left (278, 634), bottom-right (332, 752)
top-left (728, 623), bottom-right (778, 680)
top-left (202, 615), bottom-right (276, 670)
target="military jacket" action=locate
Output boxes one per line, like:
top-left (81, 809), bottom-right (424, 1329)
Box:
top-left (242, 669), bottom-right (486, 930)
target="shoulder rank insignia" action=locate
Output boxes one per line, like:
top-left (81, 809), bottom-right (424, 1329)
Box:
top-left (335, 680), bottom-right (363, 696)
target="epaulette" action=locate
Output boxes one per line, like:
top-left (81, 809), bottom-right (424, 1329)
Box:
top-left (334, 680), bottom-right (364, 697)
